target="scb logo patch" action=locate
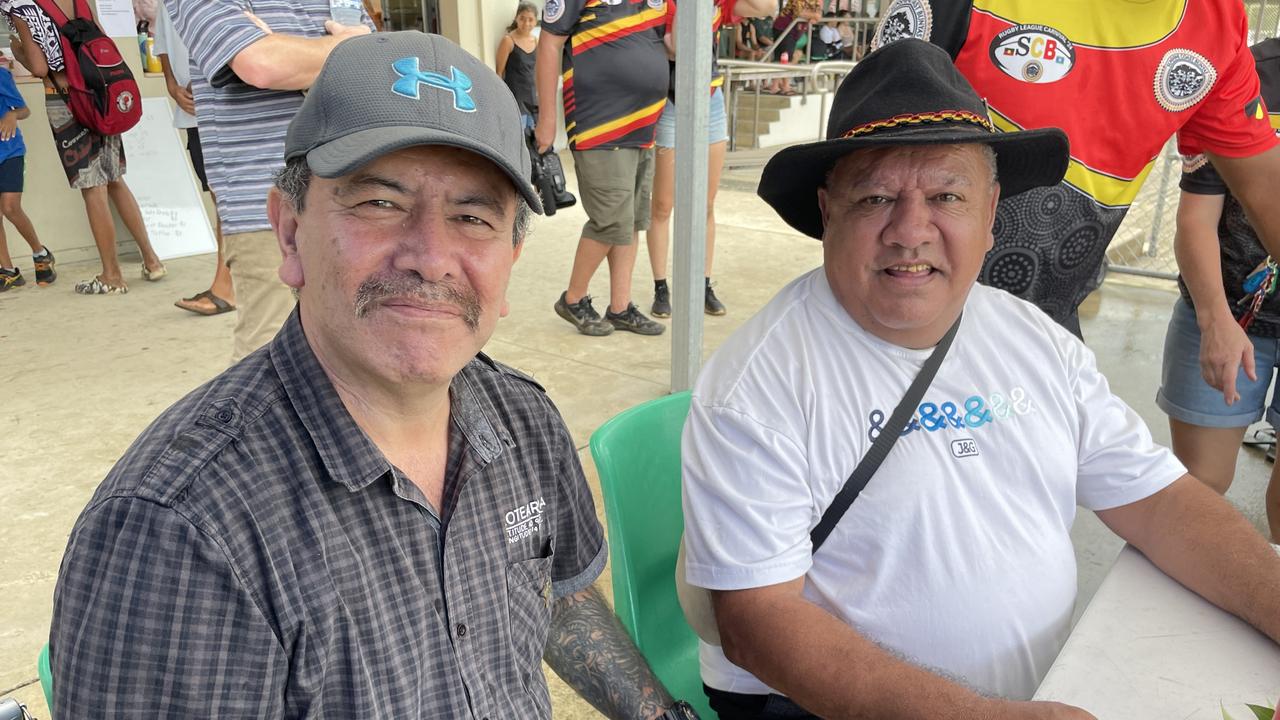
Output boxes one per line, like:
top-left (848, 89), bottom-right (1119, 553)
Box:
top-left (989, 24), bottom-right (1075, 84)
top-left (871, 0), bottom-right (932, 52)
top-left (1154, 49), bottom-right (1217, 112)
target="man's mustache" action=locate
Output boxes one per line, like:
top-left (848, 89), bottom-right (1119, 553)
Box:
top-left (353, 273), bottom-right (482, 330)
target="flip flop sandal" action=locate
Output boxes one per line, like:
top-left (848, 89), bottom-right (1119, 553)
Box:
top-left (142, 263), bottom-right (168, 281)
top-left (175, 289), bottom-right (236, 316)
top-left (74, 277), bottom-right (128, 295)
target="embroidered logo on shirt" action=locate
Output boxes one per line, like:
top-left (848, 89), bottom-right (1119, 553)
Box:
top-left (544, 0), bottom-right (565, 23)
top-left (989, 24), bottom-right (1075, 84)
top-left (505, 498), bottom-right (548, 543)
top-left (871, 0), bottom-right (932, 52)
top-left (1153, 49), bottom-right (1217, 113)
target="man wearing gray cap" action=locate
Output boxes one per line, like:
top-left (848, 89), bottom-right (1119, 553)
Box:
top-left (49, 32), bottom-right (699, 720)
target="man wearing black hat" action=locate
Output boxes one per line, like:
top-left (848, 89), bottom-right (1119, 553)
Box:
top-left (49, 32), bottom-right (699, 720)
top-left (679, 40), bottom-right (1280, 719)
top-left (869, 0), bottom-right (1280, 339)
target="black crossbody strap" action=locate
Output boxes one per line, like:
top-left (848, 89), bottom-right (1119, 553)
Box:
top-left (809, 314), bottom-right (962, 552)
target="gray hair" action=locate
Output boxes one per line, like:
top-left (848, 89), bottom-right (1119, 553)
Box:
top-left (273, 156), bottom-right (532, 247)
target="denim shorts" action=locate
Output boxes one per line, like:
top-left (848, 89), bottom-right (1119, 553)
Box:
top-left (655, 87), bottom-right (729, 148)
top-left (1156, 297), bottom-right (1280, 428)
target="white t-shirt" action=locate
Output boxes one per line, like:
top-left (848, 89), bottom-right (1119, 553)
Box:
top-left (681, 269), bottom-right (1185, 701)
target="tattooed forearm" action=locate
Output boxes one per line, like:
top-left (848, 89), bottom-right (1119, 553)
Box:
top-left (543, 583), bottom-right (674, 720)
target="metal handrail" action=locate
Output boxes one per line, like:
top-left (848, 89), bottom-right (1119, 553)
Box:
top-left (720, 59), bottom-right (856, 149)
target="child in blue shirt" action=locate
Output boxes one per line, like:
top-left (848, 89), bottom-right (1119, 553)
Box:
top-left (0, 52), bottom-right (53, 291)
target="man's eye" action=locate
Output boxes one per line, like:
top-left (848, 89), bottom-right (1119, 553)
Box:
top-left (362, 199), bottom-right (398, 209)
top-left (457, 214), bottom-right (493, 228)
top-left (862, 196), bottom-right (890, 206)
top-left (935, 192), bottom-right (962, 202)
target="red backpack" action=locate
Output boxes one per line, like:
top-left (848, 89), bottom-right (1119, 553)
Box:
top-left (31, 0), bottom-right (141, 136)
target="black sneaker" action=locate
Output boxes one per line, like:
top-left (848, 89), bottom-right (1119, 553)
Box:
top-left (33, 247), bottom-right (56, 286)
top-left (652, 281), bottom-right (671, 318)
top-left (554, 291), bottom-right (614, 336)
top-left (705, 280), bottom-right (726, 316)
top-left (606, 303), bottom-right (666, 335)
top-left (0, 267), bottom-right (24, 292)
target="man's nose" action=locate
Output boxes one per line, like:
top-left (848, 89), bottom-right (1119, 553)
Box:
top-left (392, 213), bottom-right (458, 282)
top-left (882, 193), bottom-right (936, 249)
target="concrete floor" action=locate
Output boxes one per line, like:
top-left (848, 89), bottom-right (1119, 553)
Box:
top-left (0, 178), bottom-right (1273, 718)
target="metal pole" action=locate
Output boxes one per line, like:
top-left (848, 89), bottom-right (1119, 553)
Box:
top-left (670, 0), bottom-right (713, 391)
top-left (1145, 143), bottom-right (1177, 257)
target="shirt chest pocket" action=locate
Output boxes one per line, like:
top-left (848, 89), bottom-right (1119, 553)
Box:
top-left (506, 549), bottom-right (554, 684)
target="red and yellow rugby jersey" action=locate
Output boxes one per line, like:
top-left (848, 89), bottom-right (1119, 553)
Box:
top-left (871, 0), bottom-right (1279, 326)
top-left (543, 0), bottom-right (670, 150)
top-left (664, 0), bottom-right (739, 91)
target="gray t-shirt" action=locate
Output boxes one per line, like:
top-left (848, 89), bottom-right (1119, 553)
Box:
top-left (152, 2), bottom-right (195, 128)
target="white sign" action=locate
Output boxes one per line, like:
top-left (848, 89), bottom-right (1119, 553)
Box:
top-left (121, 97), bottom-right (217, 260)
top-left (96, 0), bottom-right (138, 38)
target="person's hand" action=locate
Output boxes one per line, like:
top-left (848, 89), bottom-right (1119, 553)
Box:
top-left (996, 700), bottom-right (1097, 719)
top-left (324, 19), bottom-right (372, 39)
top-left (168, 82), bottom-right (195, 116)
top-left (244, 10), bottom-right (273, 33)
top-left (534, 112), bottom-right (556, 154)
top-left (0, 110), bottom-right (17, 141)
top-left (1198, 313), bottom-right (1257, 405)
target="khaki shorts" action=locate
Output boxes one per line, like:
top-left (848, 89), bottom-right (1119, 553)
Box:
top-left (224, 230), bottom-right (296, 363)
top-left (572, 147), bottom-right (655, 246)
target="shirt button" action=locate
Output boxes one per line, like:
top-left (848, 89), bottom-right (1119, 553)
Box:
top-left (215, 410), bottom-right (233, 423)
top-left (455, 623), bottom-right (468, 638)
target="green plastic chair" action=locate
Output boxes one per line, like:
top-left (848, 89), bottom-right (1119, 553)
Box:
top-left (589, 391), bottom-right (716, 720)
top-left (37, 643), bottom-right (52, 717)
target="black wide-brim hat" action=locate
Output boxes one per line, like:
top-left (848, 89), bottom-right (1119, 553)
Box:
top-left (758, 39), bottom-right (1069, 239)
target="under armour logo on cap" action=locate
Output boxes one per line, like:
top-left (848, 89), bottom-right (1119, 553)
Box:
top-left (391, 57), bottom-right (476, 112)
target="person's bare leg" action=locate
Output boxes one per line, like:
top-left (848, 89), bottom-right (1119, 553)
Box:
top-left (606, 234), bottom-right (638, 313)
top-left (177, 191), bottom-right (236, 313)
top-left (705, 140), bottom-right (727, 277)
top-left (106, 178), bottom-right (163, 273)
top-left (0, 221), bottom-right (12, 268)
top-left (647, 147), bottom-right (675, 282)
top-left (565, 236), bottom-right (612, 304)
top-left (82, 184), bottom-right (125, 286)
top-left (1, 193), bottom-right (44, 254)
top-left (1168, 418), bottom-right (1248, 495)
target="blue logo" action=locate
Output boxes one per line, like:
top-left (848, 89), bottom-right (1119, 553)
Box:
top-left (391, 58), bottom-right (476, 112)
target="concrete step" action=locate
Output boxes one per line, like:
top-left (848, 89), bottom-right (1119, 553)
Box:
top-left (732, 92), bottom-right (794, 111)
top-left (731, 105), bottom-right (782, 124)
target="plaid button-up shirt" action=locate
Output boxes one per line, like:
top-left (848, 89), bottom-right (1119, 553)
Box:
top-left (51, 311), bottom-right (606, 718)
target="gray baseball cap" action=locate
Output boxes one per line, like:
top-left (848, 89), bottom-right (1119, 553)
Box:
top-left (285, 31), bottom-right (543, 214)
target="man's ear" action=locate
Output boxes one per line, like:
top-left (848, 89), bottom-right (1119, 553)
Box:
top-left (817, 186), bottom-right (829, 231)
top-left (268, 188), bottom-right (305, 289)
